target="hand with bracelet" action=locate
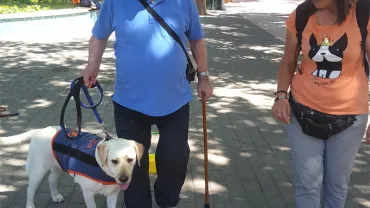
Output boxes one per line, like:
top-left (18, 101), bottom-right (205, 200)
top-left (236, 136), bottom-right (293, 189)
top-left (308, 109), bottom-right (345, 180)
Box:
top-left (271, 90), bottom-right (290, 124)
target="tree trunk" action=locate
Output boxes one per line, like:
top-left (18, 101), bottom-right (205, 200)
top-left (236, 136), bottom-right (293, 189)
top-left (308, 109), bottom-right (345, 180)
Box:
top-left (196, 0), bottom-right (206, 15)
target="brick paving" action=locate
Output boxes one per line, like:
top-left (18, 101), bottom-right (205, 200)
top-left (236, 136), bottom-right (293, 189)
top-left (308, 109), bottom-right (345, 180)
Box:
top-left (1, 6), bottom-right (370, 208)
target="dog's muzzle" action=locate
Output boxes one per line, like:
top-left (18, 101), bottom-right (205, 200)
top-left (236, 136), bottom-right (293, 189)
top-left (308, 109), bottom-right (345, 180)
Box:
top-left (119, 175), bottom-right (128, 183)
top-left (118, 175), bottom-right (130, 190)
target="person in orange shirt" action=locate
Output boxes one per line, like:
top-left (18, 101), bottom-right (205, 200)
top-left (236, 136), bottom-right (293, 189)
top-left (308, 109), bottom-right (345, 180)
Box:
top-left (272, 0), bottom-right (370, 207)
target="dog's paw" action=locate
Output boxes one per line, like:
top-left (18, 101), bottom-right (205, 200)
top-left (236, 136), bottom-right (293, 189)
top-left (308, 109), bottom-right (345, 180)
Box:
top-left (52, 194), bottom-right (64, 203)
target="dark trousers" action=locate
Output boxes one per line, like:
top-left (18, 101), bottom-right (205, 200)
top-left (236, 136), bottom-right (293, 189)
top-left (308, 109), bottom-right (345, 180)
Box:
top-left (113, 101), bottom-right (190, 208)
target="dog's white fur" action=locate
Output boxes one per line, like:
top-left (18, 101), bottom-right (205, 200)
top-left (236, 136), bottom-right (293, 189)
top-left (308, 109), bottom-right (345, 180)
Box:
top-left (1, 126), bottom-right (144, 208)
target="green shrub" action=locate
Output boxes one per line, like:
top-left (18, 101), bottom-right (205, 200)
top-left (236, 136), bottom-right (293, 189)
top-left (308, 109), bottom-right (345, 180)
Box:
top-left (0, 0), bottom-right (73, 14)
top-left (0, 5), bottom-right (45, 14)
top-left (0, 0), bottom-right (71, 4)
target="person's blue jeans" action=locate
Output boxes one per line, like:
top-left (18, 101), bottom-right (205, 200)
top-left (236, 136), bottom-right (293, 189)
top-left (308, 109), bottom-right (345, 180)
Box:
top-left (286, 113), bottom-right (368, 208)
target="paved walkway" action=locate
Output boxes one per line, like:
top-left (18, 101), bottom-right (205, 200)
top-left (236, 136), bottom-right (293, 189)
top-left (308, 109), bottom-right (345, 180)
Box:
top-left (1, 2), bottom-right (370, 208)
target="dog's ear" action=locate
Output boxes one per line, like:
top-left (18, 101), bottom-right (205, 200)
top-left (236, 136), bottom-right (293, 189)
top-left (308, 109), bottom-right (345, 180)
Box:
top-left (309, 34), bottom-right (317, 46)
top-left (132, 141), bottom-right (145, 167)
top-left (332, 33), bottom-right (348, 51)
top-left (97, 142), bottom-right (110, 166)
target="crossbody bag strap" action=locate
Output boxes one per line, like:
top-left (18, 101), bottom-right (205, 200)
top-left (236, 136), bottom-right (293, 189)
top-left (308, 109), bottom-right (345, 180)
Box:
top-left (138, 0), bottom-right (195, 72)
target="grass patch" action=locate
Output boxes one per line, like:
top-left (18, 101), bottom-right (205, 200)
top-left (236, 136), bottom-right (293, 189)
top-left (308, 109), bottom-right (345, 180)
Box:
top-left (0, 1), bottom-right (75, 14)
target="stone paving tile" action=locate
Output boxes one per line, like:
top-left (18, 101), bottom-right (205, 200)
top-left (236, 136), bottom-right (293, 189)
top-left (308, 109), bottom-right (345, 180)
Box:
top-left (1, 6), bottom-right (370, 208)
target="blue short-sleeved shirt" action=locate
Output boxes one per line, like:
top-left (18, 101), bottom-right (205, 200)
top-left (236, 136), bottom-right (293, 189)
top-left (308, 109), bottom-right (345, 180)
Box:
top-left (92, 0), bottom-right (204, 116)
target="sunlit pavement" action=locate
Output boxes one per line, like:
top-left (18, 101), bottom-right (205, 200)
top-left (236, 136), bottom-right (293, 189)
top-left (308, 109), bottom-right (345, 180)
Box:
top-left (1, 1), bottom-right (370, 207)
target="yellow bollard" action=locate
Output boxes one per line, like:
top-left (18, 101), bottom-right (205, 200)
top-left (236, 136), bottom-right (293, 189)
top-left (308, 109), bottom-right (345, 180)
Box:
top-left (149, 153), bottom-right (156, 174)
top-left (149, 132), bottom-right (158, 174)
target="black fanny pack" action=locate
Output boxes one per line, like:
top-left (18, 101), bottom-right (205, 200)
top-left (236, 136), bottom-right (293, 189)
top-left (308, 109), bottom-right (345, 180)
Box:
top-left (289, 93), bottom-right (357, 140)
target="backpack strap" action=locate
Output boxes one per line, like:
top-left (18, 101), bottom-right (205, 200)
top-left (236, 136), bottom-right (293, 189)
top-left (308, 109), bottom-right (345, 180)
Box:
top-left (295, 1), bottom-right (312, 50)
top-left (294, 1), bottom-right (313, 74)
top-left (356, 0), bottom-right (370, 77)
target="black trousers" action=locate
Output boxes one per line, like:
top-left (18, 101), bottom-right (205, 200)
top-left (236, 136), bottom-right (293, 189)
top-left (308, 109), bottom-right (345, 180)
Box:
top-left (113, 101), bottom-right (190, 208)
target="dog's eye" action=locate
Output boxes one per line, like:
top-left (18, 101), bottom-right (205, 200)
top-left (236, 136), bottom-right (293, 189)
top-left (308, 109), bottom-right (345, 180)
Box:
top-left (111, 159), bottom-right (118, 164)
top-left (127, 158), bottom-right (134, 163)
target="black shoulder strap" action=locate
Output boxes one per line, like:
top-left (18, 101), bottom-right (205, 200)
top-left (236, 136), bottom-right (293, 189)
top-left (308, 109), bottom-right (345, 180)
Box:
top-left (138, 0), bottom-right (194, 71)
top-left (293, 1), bottom-right (312, 74)
top-left (295, 1), bottom-right (312, 50)
top-left (356, 0), bottom-right (370, 77)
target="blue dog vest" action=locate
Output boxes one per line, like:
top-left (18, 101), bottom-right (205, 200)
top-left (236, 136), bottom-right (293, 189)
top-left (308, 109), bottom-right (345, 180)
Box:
top-left (52, 128), bottom-right (116, 185)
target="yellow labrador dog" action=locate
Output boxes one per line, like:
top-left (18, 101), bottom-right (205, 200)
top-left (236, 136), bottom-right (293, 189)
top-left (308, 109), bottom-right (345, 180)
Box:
top-left (1, 126), bottom-right (144, 208)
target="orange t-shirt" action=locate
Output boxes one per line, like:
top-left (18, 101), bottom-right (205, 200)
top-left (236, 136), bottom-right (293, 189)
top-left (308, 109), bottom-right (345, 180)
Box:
top-left (285, 4), bottom-right (370, 115)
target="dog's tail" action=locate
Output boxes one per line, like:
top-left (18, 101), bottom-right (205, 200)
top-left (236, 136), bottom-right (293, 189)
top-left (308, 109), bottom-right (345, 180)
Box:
top-left (0, 129), bottom-right (39, 145)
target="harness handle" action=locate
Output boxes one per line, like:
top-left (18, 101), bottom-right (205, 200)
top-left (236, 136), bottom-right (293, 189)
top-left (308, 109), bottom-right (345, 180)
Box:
top-left (60, 77), bottom-right (110, 139)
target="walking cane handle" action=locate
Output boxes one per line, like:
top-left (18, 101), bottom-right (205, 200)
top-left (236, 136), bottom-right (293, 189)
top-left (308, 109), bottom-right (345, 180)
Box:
top-left (201, 91), bottom-right (206, 102)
